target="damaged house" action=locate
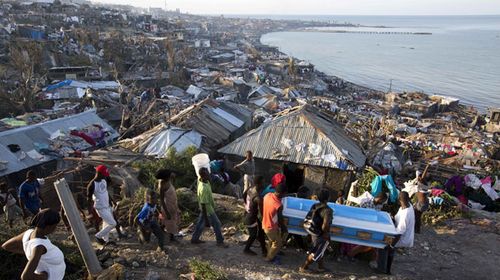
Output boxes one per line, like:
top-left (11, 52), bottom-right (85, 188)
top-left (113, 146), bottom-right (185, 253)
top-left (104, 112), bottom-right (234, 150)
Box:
top-left (120, 99), bottom-right (253, 155)
top-left (219, 105), bottom-right (366, 193)
top-left (0, 109), bottom-right (118, 186)
top-left (169, 98), bottom-right (253, 151)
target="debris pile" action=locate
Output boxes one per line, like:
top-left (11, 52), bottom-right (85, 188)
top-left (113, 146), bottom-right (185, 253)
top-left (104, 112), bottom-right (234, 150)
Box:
top-left (0, 1), bottom-right (498, 279)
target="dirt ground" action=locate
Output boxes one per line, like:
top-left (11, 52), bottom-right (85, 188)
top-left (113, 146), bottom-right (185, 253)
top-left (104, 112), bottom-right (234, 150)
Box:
top-left (115, 216), bottom-right (499, 280)
top-left (1, 195), bottom-right (499, 280)
top-left (101, 195), bottom-right (500, 280)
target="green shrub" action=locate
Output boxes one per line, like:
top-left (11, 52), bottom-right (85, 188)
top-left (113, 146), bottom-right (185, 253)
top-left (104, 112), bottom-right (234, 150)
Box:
top-left (356, 167), bottom-right (380, 195)
top-left (189, 259), bottom-right (227, 280)
top-left (134, 146), bottom-right (198, 190)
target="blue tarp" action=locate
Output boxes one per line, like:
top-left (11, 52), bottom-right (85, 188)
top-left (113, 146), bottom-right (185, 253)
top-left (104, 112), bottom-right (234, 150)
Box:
top-left (370, 175), bottom-right (400, 203)
top-left (45, 80), bottom-right (73, 91)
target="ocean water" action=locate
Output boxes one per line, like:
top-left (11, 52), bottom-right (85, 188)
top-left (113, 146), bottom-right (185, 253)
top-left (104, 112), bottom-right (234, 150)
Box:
top-left (259, 15), bottom-right (500, 110)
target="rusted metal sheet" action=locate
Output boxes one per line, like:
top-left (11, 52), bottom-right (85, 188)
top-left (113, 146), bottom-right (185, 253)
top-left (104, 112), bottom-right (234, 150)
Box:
top-left (219, 105), bottom-right (366, 169)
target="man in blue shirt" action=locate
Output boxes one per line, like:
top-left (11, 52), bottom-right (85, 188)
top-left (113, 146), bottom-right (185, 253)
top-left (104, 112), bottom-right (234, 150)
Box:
top-left (135, 190), bottom-right (166, 252)
top-left (18, 171), bottom-right (43, 217)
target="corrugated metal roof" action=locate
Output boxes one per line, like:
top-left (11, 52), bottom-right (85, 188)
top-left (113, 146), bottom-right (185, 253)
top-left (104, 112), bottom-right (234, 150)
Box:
top-left (218, 105), bottom-right (366, 170)
top-left (218, 102), bottom-right (253, 122)
top-left (249, 85), bottom-right (275, 98)
top-left (212, 108), bottom-right (244, 127)
top-left (0, 110), bottom-right (118, 177)
top-left (170, 99), bottom-right (253, 149)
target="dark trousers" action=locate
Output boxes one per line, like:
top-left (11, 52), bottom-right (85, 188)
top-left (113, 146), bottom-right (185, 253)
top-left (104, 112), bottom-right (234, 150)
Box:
top-left (414, 209), bottom-right (423, 234)
top-left (377, 246), bottom-right (395, 274)
top-left (245, 220), bottom-right (266, 253)
top-left (139, 220), bottom-right (165, 249)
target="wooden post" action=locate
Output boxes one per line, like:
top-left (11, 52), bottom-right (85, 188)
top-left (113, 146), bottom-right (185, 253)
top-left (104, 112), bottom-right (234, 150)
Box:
top-left (54, 179), bottom-right (103, 276)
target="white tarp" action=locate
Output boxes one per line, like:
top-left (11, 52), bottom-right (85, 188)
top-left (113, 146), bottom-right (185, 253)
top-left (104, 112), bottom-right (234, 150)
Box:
top-left (69, 81), bottom-right (120, 90)
top-left (186, 85), bottom-right (205, 99)
top-left (143, 127), bottom-right (202, 157)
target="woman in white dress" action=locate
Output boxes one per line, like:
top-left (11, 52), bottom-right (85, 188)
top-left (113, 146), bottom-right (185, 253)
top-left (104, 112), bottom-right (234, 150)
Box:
top-left (2, 208), bottom-right (65, 280)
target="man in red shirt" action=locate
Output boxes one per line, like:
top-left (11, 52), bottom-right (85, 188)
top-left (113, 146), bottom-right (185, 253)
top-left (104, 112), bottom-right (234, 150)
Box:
top-left (262, 183), bottom-right (287, 264)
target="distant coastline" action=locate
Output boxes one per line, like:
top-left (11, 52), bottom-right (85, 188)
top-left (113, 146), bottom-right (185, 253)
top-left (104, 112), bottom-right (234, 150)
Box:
top-left (258, 15), bottom-right (500, 111)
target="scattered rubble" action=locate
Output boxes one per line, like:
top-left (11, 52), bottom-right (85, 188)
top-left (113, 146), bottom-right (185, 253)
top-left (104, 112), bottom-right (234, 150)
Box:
top-left (0, 1), bottom-right (498, 279)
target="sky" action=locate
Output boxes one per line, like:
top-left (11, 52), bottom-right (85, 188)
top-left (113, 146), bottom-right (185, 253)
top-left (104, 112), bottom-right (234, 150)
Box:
top-left (92, 0), bottom-right (500, 15)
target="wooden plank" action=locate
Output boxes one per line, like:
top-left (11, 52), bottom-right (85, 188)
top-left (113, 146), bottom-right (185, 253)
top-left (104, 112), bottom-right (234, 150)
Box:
top-left (63, 157), bottom-right (127, 164)
top-left (54, 179), bottom-right (103, 276)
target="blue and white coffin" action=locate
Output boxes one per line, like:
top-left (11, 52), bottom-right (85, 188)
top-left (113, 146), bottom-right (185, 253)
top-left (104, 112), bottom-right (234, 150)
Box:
top-left (282, 197), bottom-right (398, 249)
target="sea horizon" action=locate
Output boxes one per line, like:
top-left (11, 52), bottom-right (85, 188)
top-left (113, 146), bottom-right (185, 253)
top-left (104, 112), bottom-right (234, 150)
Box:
top-left (259, 15), bottom-right (500, 111)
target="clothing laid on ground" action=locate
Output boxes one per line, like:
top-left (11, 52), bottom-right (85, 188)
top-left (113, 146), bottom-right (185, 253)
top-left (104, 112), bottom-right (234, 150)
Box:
top-left (197, 180), bottom-right (215, 215)
top-left (22, 229), bottom-right (66, 280)
top-left (262, 193), bottom-right (282, 231)
top-left (444, 176), bottom-right (465, 196)
top-left (19, 179), bottom-right (43, 214)
top-left (160, 183), bottom-right (180, 234)
top-left (92, 179), bottom-right (116, 242)
top-left (70, 130), bottom-right (96, 146)
top-left (394, 205), bottom-right (415, 248)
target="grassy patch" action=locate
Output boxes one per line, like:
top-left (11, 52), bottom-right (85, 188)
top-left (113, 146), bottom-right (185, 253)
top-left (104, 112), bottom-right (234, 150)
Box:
top-left (189, 259), bottom-right (228, 280)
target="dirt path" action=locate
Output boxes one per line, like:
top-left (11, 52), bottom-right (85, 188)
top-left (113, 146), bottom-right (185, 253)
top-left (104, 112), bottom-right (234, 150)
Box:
top-left (100, 213), bottom-right (499, 280)
top-left (2, 194), bottom-right (499, 280)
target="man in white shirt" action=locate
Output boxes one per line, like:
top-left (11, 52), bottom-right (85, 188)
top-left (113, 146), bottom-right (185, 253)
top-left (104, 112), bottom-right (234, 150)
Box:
top-left (375, 191), bottom-right (415, 274)
top-left (87, 165), bottom-right (117, 245)
top-left (394, 191), bottom-right (415, 248)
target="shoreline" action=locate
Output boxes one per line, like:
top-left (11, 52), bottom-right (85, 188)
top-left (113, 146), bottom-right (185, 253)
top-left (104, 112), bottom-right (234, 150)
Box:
top-left (258, 30), bottom-right (488, 113)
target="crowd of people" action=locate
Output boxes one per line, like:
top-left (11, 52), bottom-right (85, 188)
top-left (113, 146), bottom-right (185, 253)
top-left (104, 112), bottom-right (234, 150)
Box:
top-left (0, 150), bottom-right (419, 279)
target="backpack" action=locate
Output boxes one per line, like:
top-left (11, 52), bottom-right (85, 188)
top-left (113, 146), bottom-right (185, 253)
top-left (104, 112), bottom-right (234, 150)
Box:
top-left (303, 203), bottom-right (329, 236)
